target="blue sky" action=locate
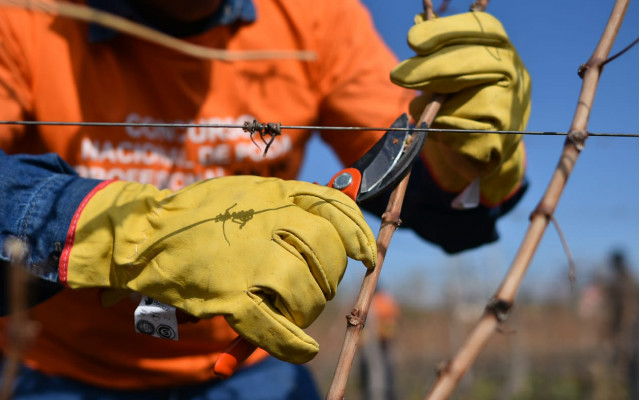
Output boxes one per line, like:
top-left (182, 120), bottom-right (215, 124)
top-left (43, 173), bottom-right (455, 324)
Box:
top-left (299, 0), bottom-right (639, 304)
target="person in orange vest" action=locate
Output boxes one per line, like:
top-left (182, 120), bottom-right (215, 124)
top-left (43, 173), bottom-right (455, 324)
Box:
top-left (0, 1), bottom-right (530, 398)
top-left (360, 288), bottom-right (401, 400)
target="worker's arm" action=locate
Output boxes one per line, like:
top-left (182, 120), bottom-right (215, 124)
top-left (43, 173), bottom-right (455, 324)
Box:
top-left (0, 151), bottom-right (101, 312)
top-left (0, 150), bottom-right (376, 364)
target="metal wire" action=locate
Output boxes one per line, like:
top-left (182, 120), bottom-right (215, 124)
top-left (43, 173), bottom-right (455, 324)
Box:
top-left (0, 120), bottom-right (636, 138)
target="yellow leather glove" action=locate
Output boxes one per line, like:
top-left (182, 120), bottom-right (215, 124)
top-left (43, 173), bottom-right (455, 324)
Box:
top-left (390, 12), bottom-right (531, 206)
top-left (60, 176), bottom-right (376, 363)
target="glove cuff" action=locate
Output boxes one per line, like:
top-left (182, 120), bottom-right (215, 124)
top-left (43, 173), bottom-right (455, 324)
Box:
top-left (480, 141), bottom-right (526, 206)
top-left (59, 179), bottom-right (117, 286)
top-left (421, 141), bottom-right (526, 207)
top-left (60, 180), bottom-right (164, 290)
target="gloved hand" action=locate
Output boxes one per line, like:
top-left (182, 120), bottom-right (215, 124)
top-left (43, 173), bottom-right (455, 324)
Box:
top-left (391, 12), bottom-right (531, 206)
top-left (59, 176), bottom-right (376, 363)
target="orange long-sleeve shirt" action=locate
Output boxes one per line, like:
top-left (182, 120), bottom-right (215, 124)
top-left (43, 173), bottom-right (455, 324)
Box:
top-left (0, 0), bottom-right (412, 389)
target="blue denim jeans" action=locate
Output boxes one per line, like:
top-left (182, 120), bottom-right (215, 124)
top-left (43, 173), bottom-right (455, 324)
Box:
top-left (7, 357), bottom-right (321, 400)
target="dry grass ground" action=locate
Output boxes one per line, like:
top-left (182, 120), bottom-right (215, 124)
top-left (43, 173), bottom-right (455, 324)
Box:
top-left (307, 291), bottom-right (638, 400)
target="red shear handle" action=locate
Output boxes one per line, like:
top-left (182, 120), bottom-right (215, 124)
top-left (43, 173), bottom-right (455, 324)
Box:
top-left (213, 336), bottom-right (258, 379)
top-left (327, 167), bottom-right (362, 202)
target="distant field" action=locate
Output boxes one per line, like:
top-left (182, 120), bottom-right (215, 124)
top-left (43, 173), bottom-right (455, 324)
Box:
top-left (307, 294), bottom-right (638, 400)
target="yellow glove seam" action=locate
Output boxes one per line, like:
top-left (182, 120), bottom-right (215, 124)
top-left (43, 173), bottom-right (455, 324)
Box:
top-left (289, 191), bottom-right (377, 268)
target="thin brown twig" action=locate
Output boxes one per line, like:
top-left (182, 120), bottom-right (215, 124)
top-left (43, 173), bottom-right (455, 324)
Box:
top-left (469, 0), bottom-right (489, 12)
top-left (529, 209), bottom-right (578, 288)
top-left (584, 37), bottom-right (638, 76)
top-left (0, 238), bottom-right (40, 400)
top-left (423, 0), bottom-right (436, 20)
top-left (424, 0), bottom-right (630, 398)
top-left (325, 175), bottom-right (412, 400)
top-left (325, 1), bottom-right (449, 397)
top-left (436, 0), bottom-right (452, 15)
top-left (547, 214), bottom-right (577, 287)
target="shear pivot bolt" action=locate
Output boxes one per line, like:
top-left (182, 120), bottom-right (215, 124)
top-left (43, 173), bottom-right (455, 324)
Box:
top-left (332, 172), bottom-right (353, 190)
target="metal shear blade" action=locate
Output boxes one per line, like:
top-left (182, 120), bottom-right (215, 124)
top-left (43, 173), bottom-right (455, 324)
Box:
top-left (329, 113), bottom-right (427, 203)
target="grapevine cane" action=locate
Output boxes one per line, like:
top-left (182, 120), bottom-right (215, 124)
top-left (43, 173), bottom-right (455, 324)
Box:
top-left (424, 1), bottom-right (631, 398)
top-left (324, 1), bottom-right (488, 398)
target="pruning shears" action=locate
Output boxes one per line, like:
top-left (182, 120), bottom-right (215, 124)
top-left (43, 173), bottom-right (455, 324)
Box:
top-left (213, 113), bottom-right (427, 379)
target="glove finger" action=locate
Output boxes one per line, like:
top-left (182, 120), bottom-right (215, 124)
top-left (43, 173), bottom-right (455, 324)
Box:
top-left (178, 241), bottom-right (333, 363)
top-left (409, 92), bottom-right (501, 132)
top-left (252, 232), bottom-right (339, 328)
top-left (409, 84), bottom-right (528, 133)
top-left (224, 278), bottom-right (323, 364)
top-left (408, 94), bottom-right (498, 131)
top-left (286, 181), bottom-right (377, 269)
top-left (407, 12), bottom-right (509, 55)
top-left (390, 45), bottom-right (516, 92)
top-left (271, 208), bottom-right (349, 300)
top-left (146, 245), bottom-right (324, 363)
top-left (480, 141), bottom-right (526, 206)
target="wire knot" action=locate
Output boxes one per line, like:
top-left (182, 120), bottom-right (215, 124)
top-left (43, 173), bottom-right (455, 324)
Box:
top-left (242, 120), bottom-right (282, 157)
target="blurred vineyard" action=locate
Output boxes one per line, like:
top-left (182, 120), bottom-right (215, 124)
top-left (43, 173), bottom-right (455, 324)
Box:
top-left (307, 252), bottom-right (638, 400)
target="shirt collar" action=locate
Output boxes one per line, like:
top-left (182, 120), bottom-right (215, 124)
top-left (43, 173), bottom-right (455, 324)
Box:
top-left (87, 0), bottom-right (256, 43)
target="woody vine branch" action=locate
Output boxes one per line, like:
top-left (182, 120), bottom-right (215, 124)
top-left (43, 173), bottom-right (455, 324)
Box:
top-left (424, 0), bottom-right (631, 398)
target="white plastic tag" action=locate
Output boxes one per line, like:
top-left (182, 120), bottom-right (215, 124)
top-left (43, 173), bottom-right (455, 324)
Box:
top-left (134, 296), bottom-right (179, 341)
